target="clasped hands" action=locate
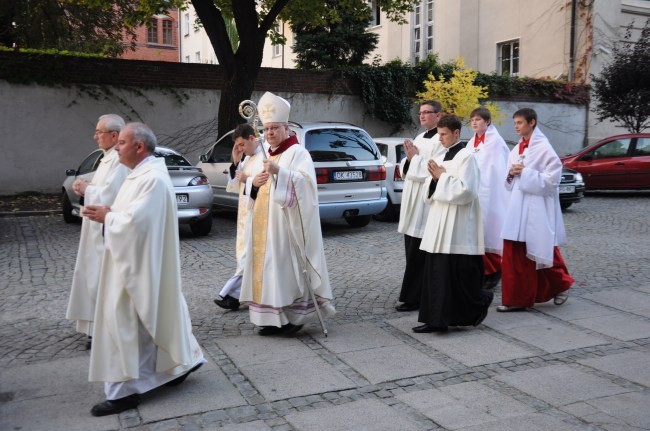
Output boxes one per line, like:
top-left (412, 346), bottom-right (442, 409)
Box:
top-left (509, 163), bottom-right (524, 177)
top-left (427, 159), bottom-right (446, 180)
top-left (403, 139), bottom-right (419, 160)
top-left (82, 205), bottom-right (110, 223)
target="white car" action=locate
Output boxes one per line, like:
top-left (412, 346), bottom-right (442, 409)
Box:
top-left (372, 137), bottom-right (405, 221)
top-left (198, 122), bottom-right (388, 228)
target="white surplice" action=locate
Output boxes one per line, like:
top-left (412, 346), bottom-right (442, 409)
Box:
top-left (398, 130), bottom-right (445, 238)
top-left (239, 144), bottom-right (335, 327)
top-left (501, 127), bottom-right (567, 268)
top-left (66, 147), bottom-right (129, 335)
top-left (89, 157), bottom-right (203, 391)
top-left (420, 146), bottom-right (484, 255)
top-left (220, 145), bottom-right (265, 298)
top-left (467, 125), bottom-right (510, 254)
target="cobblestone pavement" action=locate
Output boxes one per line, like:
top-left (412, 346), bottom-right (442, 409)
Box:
top-left (1, 192), bottom-right (649, 430)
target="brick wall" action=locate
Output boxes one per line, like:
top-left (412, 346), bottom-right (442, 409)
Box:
top-left (119, 9), bottom-right (180, 63)
top-left (0, 51), bottom-right (358, 95)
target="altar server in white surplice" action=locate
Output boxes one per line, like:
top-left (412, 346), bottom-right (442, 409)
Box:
top-left (466, 107), bottom-right (510, 290)
top-left (239, 92), bottom-right (335, 336)
top-left (395, 100), bottom-right (446, 312)
top-left (66, 114), bottom-right (129, 344)
top-left (83, 123), bottom-right (205, 417)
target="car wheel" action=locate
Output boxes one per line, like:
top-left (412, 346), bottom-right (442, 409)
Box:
top-left (190, 214), bottom-right (212, 236)
top-left (373, 198), bottom-right (399, 222)
top-left (560, 202), bottom-right (572, 210)
top-left (345, 215), bottom-right (371, 228)
top-left (62, 192), bottom-right (78, 224)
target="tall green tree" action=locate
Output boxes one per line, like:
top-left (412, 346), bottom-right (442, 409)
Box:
top-left (591, 20), bottom-right (650, 133)
top-left (291, 0), bottom-right (379, 69)
top-left (0, 0), bottom-right (144, 56)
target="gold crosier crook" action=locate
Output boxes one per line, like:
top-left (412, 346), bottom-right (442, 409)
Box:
top-left (236, 99), bottom-right (328, 337)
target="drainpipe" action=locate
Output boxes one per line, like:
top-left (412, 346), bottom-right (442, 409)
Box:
top-left (569, 0), bottom-right (577, 81)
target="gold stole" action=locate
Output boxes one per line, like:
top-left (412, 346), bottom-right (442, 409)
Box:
top-left (251, 153), bottom-right (282, 303)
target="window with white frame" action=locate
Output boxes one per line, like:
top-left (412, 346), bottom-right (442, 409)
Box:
top-left (185, 55), bottom-right (190, 63)
top-left (413, 3), bottom-right (421, 62)
top-left (272, 22), bottom-right (281, 57)
top-left (195, 51), bottom-right (201, 63)
top-left (368, 1), bottom-right (381, 27)
top-left (497, 40), bottom-right (519, 76)
top-left (184, 13), bottom-right (190, 36)
top-left (426, 0), bottom-right (434, 53)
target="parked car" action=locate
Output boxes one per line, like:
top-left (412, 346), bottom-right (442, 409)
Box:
top-left (62, 147), bottom-right (214, 236)
top-left (372, 137), bottom-right (405, 221)
top-left (197, 122), bottom-right (387, 228)
top-left (560, 133), bottom-right (650, 190)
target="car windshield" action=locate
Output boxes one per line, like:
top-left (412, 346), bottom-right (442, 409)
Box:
top-left (306, 129), bottom-right (379, 162)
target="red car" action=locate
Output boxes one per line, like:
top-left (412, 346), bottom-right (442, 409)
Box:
top-left (561, 133), bottom-right (650, 190)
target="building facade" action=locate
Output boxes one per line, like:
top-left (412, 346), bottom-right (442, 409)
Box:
top-left (120, 9), bottom-right (180, 62)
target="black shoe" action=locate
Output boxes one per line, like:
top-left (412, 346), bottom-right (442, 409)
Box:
top-left (395, 303), bottom-right (419, 312)
top-left (165, 362), bottom-right (203, 387)
top-left (90, 394), bottom-right (140, 417)
top-left (258, 326), bottom-right (283, 336)
top-left (412, 324), bottom-right (448, 333)
top-left (85, 335), bottom-right (92, 350)
top-left (281, 323), bottom-right (303, 335)
top-left (214, 295), bottom-right (240, 311)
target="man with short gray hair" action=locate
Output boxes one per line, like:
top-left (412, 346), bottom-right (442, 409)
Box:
top-left (66, 114), bottom-right (129, 347)
top-left (83, 123), bottom-right (205, 416)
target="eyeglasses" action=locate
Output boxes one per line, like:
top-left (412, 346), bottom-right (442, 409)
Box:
top-left (94, 130), bottom-right (115, 135)
top-left (419, 110), bottom-right (438, 115)
top-left (263, 125), bottom-right (283, 133)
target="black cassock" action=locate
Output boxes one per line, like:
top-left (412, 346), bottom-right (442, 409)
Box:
top-left (418, 143), bottom-right (493, 329)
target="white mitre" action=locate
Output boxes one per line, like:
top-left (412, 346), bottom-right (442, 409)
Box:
top-left (258, 92), bottom-right (290, 124)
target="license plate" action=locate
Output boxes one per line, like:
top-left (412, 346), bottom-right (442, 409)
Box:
top-left (334, 170), bottom-right (363, 181)
top-left (559, 185), bottom-right (575, 194)
top-left (176, 194), bottom-right (189, 203)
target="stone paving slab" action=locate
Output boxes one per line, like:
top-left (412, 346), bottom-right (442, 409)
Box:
top-left (284, 398), bottom-right (423, 431)
top-left (216, 335), bottom-right (317, 366)
top-left (502, 321), bottom-right (609, 353)
top-left (561, 390), bottom-right (650, 430)
top-left (583, 289), bottom-right (650, 318)
top-left (533, 297), bottom-right (619, 321)
top-left (633, 285), bottom-right (650, 294)
top-left (238, 355), bottom-right (356, 401)
top-left (315, 322), bottom-right (404, 353)
top-left (388, 317), bottom-right (538, 366)
top-left (138, 359), bottom-right (247, 422)
top-left (570, 313), bottom-right (650, 341)
top-left (494, 364), bottom-right (631, 406)
top-left (578, 351), bottom-right (650, 386)
top-left (396, 381), bottom-right (535, 429)
top-left (338, 344), bottom-right (450, 384)
top-left (459, 412), bottom-right (587, 431)
top-left (481, 308), bottom-right (552, 331)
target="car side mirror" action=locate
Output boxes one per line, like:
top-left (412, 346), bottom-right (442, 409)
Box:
top-left (580, 154), bottom-right (593, 162)
top-left (199, 154), bottom-right (209, 163)
top-left (65, 169), bottom-right (76, 176)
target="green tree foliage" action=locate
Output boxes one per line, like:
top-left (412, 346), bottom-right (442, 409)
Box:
top-left (0, 0), bottom-right (146, 56)
top-left (291, 0), bottom-right (378, 69)
top-left (591, 20), bottom-right (650, 133)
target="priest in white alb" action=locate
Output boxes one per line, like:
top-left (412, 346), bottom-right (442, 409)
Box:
top-left (66, 114), bottom-right (129, 347)
top-left (83, 123), bottom-right (205, 416)
top-left (239, 92), bottom-right (335, 336)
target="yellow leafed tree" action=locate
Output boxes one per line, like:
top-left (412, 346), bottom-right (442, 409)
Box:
top-left (417, 58), bottom-right (504, 124)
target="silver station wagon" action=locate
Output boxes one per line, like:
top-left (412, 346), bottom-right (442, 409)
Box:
top-left (62, 147), bottom-right (214, 235)
top-left (197, 122), bottom-right (388, 227)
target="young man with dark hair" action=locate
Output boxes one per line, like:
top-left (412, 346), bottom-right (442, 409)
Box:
top-left (395, 100), bottom-right (446, 312)
top-left (497, 108), bottom-right (574, 312)
top-left (414, 114), bottom-right (493, 333)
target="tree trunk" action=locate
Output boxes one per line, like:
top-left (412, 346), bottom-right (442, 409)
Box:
top-left (217, 63), bottom-right (258, 138)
